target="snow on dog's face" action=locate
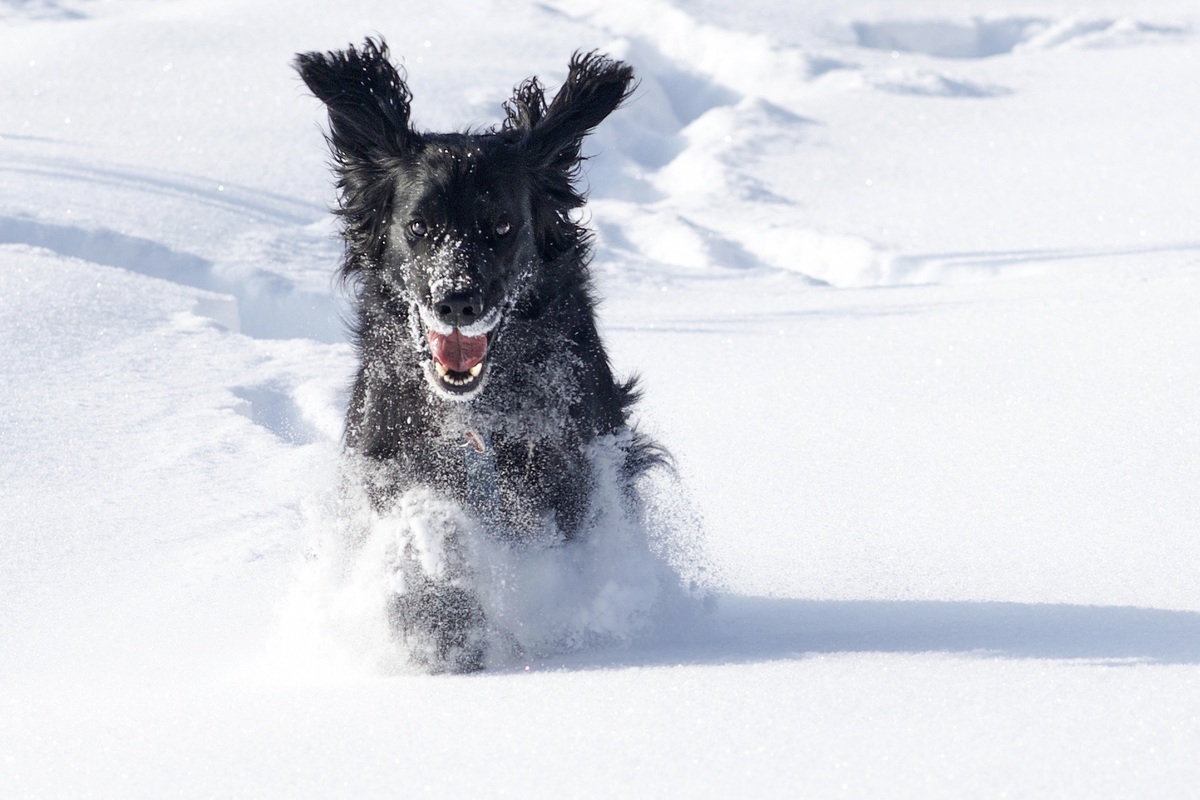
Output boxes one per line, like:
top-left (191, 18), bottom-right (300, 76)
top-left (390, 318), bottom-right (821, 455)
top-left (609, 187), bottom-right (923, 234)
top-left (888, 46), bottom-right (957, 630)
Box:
top-left (386, 138), bottom-right (536, 399)
top-left (295, 39), bottom-right (634, 401)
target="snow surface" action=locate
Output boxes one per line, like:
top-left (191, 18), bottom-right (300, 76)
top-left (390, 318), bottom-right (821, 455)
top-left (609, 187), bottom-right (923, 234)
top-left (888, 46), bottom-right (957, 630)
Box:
top-left (3, 0), bottom-right (1200, 796)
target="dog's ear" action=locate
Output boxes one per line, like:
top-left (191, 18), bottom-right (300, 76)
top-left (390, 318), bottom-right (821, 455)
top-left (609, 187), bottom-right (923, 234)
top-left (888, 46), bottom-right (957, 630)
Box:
top-left (294, 38), bottom-right (416, 166)
top-left (295, 38), bottom-right (416, 275)
top-left (518, 52), bottom-right (634, 174)
top-left (511, 52), bottom-right (634, 258)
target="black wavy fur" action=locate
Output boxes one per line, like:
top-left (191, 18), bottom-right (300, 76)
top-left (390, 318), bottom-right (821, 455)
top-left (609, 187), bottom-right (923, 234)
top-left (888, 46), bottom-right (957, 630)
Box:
top-left (296, 39), bottom-right (666, 671)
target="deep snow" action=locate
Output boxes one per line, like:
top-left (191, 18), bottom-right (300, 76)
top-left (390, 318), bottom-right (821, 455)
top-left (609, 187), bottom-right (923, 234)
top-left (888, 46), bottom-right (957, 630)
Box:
top-left (3, 0), bottom-right (1200, 796)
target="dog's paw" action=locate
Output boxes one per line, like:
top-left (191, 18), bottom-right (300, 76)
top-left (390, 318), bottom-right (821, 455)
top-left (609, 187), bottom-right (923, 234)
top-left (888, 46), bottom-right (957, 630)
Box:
top-left (388, 580), bottom-right (487, 673)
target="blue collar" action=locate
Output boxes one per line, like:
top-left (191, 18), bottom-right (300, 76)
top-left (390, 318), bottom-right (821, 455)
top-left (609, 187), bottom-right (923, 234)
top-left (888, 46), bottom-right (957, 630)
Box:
top-left (462, 429), bottom-right (500, 520)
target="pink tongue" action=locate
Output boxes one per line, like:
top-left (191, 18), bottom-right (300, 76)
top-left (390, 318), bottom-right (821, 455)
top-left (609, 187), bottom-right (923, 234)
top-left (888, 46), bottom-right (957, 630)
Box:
top-left (428, 329), bottom-right (488, 372)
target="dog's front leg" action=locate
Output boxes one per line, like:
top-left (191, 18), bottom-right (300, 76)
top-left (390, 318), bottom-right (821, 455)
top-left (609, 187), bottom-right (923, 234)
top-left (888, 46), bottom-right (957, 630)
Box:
top-left (383, 490), bottom-right (486, 673)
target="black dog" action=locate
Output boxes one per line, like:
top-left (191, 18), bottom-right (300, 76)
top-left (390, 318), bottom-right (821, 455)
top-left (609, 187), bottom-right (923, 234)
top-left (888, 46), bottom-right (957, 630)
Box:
top-left (295, 40), bottom-right (663, 671)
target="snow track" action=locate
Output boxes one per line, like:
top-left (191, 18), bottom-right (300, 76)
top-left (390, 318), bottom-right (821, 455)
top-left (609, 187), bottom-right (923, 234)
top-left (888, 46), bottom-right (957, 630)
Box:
top-left (548, 0), bottom-right (890, 283)
top-left (853, 15), bottom-right (1188, 58)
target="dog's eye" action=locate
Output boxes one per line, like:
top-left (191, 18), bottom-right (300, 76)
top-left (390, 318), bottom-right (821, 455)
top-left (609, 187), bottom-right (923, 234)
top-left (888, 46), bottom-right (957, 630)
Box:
top-left (408, 219), bottom-right (428, 238)
top-left (494, 219), bottom-right (512, 237)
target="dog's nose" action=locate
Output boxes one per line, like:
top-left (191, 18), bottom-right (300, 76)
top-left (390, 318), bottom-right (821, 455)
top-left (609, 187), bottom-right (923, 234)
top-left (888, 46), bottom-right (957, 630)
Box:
top-left (434, 291), bottom-right (486, 328)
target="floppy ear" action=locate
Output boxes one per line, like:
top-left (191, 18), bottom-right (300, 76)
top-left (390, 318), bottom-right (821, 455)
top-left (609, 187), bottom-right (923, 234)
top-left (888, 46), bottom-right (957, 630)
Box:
top-left (294, 38), bottom-right (415, 274)
top-left (294, 37), bottom-right (416, 166)
top-left (511, 52), bottom-right (635, 257)
top-left (521, 51), bottom-right (634, 176)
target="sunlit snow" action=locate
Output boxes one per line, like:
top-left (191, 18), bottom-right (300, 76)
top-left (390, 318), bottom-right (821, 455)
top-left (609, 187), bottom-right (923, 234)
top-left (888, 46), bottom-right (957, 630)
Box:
top-left (2, 0), bottom-right (1199, 796)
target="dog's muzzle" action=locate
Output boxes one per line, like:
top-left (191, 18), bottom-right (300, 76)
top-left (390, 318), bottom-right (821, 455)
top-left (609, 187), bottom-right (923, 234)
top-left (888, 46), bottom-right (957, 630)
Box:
top-left (420, 299), bottom-right (502, 398)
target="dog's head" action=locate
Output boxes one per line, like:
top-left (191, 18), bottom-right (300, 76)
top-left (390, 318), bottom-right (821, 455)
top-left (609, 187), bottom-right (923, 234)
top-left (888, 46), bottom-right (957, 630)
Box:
top-left (295, 39), bottom-right (634, 399)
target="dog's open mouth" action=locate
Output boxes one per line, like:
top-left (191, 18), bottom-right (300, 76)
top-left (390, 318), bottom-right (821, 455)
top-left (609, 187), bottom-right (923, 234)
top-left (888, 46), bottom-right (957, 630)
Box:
top-left (428, 328), bottom-right (489, 394)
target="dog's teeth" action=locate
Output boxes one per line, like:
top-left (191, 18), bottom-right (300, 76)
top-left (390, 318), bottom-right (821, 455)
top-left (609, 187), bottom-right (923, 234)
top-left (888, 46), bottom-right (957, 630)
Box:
top-left (435, 362), bottom-right (448, 377)
top-left (468, 363), bottom-right (483, 378)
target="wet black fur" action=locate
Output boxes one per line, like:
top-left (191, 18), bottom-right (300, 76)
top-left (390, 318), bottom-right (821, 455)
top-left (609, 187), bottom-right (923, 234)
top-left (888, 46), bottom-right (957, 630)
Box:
top-left (296, 39), bottom-right (664, 670)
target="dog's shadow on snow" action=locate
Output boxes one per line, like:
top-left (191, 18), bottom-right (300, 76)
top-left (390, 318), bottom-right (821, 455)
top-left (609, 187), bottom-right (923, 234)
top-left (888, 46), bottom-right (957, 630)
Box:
top-left (541, 595), bottom-right (1200, 671)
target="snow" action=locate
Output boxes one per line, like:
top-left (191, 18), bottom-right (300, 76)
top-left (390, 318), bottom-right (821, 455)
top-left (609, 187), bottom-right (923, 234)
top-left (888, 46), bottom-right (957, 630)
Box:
top-left (3, 0), bottom-right (1200, 795)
